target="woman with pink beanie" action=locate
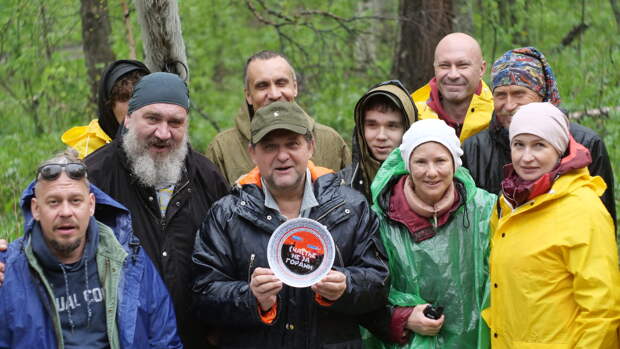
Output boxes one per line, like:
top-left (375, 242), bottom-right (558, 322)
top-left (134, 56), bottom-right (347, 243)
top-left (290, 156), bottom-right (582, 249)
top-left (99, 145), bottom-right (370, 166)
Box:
top-left (483, 102), bottom-right (620, 348)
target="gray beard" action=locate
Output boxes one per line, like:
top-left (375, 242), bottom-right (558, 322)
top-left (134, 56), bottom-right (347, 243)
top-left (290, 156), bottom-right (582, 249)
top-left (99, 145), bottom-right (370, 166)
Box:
top-left (122, 127), bottom-right (188, 188)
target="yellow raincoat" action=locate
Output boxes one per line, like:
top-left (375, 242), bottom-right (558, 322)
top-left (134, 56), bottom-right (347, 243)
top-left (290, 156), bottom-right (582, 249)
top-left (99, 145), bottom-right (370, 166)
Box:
top-left (411, 81), bottom-right (494, 142)
top-left (61, 119), bottom-right (111, 159)
top-left (483, 167), bottom-right (620, 348)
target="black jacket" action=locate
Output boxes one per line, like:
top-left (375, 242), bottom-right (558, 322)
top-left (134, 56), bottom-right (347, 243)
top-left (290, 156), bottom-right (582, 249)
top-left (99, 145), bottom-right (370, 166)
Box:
top-left (192, 173), bottom-right (389, 348)
top-left (462, 116), bottom-right (616, 225)
top-left (84, 138), bottom-right (229, 349)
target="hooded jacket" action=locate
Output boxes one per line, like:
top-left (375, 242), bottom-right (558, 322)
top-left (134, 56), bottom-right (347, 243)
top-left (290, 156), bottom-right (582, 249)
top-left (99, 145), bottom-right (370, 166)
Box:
top-left (411, 79), bottom-right (494, 142)
top-left (362, 149), bottom-right (496, 349)
top-left (62, 60), bottom-right (150, 159)
top-left (84, 138), bottom-right (229, 349)
top-left (461, 47), bottom-right (616, 227)
top-left (338, 81), bottom-right (418, 201)
top-left (192, 163), bottom-right (389, 348)
top-left (206, 100), bottom-right (351, 184)
top-left (483, 165), bottom-right (620, 348)
top-left (0, 182), bottom-right (182, 349)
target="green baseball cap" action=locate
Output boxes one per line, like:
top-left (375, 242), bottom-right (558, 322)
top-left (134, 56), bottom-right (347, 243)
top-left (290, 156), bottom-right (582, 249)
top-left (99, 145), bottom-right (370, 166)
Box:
top-left (251, 101), bottom-right (311, 143)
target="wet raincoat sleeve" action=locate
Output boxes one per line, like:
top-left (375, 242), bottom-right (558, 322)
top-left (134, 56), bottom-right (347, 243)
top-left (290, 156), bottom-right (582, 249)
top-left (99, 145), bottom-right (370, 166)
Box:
top-left (191, 201), bottom-right (264, 328)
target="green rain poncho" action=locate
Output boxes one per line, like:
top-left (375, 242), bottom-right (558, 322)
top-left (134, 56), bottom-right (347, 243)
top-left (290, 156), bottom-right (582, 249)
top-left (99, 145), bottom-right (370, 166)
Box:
top-left (363, 149), bottom-right (496, 349)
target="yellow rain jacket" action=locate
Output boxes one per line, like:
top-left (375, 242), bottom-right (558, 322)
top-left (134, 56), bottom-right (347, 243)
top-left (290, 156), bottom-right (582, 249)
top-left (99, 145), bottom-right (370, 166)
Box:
top-left (411, 81), bottom-right (494, 142)
top-left (483, 167), bottom-right (620, 348)
top-left (61, 119), bottom-right (111, 159)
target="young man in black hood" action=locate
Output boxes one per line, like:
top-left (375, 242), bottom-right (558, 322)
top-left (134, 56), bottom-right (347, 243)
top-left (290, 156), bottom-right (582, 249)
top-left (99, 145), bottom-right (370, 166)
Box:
top-left (62, 60), bottom-right (150, 158)
top-left (339, 80), bottom-right (418, 201)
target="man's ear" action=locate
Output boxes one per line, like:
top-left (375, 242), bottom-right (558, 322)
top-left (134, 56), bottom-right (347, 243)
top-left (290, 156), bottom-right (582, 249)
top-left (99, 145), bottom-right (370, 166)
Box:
top-left (248, 143), bottom-right (258, 165)
top-left (308, 138), bottom-right (315, 158)
top-left (480, 60), bottom-right (487, 78)
top-left (88, 193), bottom-right (95, 217)
top-left (245, 88), bottom-right (253, 106)
top-left (124, 113), bottom-right (132, 127)
top-left (31, 198), bottom-right (40, 221)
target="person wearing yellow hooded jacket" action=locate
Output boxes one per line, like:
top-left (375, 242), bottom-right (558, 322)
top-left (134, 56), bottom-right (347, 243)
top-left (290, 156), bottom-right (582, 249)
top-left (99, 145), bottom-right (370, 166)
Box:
top-left (483, 102), bottom-right (620, 348)
top-left (338, 80), bottom-right (418, 201)
top-left (411, 33), bottom-right (494, 143)
top-left (61, 60), bottom-right (149, 158)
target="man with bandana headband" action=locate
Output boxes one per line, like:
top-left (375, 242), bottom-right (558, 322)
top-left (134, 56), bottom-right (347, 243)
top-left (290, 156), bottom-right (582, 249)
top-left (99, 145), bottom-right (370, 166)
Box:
top-left (462, 47), bottom-right (616, 227)
top-left (84, 72), bottom-right (230, 348)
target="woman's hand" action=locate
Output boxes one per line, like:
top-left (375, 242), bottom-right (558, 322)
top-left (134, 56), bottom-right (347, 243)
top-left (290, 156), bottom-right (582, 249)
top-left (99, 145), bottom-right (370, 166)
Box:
top-left (405, 304), bottom-right (445, 336)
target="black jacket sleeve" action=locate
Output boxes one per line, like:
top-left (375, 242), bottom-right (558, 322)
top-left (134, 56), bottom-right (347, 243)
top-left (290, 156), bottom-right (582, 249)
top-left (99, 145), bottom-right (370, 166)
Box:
top-left (324, 198), bottom-right (390, 316)
top-left (191, 202), bottom-right (263, 328)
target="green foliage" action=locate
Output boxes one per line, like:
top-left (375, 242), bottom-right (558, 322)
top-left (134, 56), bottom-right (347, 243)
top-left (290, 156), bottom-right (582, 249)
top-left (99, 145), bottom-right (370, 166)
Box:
top-left (1, 0), bottom-right (619, 239)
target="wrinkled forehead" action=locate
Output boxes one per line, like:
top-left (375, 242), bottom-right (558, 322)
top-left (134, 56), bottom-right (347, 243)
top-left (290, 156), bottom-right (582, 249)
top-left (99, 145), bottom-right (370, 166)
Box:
top-left (247, 57), bottom-right (295, 83)
top-left (35, 172), bottom-right (90, 198)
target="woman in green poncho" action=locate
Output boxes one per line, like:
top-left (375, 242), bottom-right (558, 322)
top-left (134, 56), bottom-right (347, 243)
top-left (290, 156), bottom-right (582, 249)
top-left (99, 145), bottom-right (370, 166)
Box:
top-left (363, 119), bottom-right (496, 349)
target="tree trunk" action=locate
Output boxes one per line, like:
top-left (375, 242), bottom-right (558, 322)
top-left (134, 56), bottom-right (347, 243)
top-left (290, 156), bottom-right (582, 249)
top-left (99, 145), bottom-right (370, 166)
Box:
top-left (392, 0), bottom-right (454, 92)
top-left (134, 0), bottom-right (189, 81)
top-left (80, 0), bottom-right (116, 106)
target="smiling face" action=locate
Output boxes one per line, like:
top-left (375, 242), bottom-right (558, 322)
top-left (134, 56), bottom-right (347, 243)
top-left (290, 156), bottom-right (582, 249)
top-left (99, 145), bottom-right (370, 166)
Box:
top-left (248, 129), bottom-right (314, 198)
top-left (408, 142), bottom-right (454, 205)
top-left (245, 57), bottom-right (298, 111)
top-left (363, 108), bottom-right (405, 161)
top-left (493, 85), bottom-right (543, 128)
top-left (31, 173), bottom-right (95, 263)
top-left (124, 103), bottom-right (188, 157)
top-left (433, 33), bottom-right (486, 105)
top-left (511, 133), bottom-right (560, 181)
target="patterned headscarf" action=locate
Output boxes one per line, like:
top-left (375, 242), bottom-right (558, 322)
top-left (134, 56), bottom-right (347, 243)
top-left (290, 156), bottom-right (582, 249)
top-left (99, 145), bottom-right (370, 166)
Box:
top-left (491, 47), bottom-right (561, 106)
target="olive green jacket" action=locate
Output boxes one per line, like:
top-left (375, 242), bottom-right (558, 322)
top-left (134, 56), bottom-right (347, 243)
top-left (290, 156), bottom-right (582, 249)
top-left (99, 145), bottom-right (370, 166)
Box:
top-left (206, 101), bottom-right (351, 184)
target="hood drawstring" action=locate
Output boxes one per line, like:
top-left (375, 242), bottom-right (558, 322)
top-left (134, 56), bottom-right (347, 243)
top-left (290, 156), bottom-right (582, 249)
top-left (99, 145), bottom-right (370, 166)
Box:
top-left (58, 255), bottom-right (93, 333)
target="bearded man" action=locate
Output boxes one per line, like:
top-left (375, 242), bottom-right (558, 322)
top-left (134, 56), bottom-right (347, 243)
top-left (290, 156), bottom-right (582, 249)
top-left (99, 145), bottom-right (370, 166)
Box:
top-left (84, 72), bottom-right (229, 349)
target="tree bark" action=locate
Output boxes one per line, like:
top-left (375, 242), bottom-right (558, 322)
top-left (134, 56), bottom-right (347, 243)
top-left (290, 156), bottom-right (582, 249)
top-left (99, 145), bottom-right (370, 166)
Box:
top-left (392, 0), bottom-right (454, 92)
top-left (134, 0), bottom-right (189, 81)
top-left (80, 0), bottom-right (116, 106)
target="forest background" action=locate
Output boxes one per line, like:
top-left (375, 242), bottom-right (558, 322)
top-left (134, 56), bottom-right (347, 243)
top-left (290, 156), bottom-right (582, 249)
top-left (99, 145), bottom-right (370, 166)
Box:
top-left (1, 0), bottom-right (619, 239)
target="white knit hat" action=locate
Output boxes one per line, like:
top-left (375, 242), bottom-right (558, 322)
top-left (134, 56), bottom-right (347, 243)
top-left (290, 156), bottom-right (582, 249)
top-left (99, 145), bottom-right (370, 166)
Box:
top-left (399, 119), bottom-right (463, 173)
top-left (509, 102), bottom-right (570, 155)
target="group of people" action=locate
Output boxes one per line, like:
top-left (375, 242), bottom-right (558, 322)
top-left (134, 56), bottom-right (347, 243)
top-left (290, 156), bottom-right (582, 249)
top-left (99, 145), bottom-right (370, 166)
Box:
top-left (0, 31), bottom-right (618, 349)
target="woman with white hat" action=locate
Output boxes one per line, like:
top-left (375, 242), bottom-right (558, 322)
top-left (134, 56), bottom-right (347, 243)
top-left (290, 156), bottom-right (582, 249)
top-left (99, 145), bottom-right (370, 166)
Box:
top-left (363, 119), bottom-right (496, 348)
top-left (483, 102), bottom-right (620, 348)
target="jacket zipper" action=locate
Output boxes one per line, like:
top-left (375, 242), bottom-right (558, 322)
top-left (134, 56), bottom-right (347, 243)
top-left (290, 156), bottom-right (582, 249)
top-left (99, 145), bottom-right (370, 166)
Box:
top-left (247, 253), bottom-right (256, 283)
top-left (315, 200), bottom-right (346, 223)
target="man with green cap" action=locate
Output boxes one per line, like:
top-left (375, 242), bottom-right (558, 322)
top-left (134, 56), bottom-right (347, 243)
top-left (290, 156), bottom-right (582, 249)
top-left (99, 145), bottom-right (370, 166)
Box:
top-left (192, 101), bottom-right (389, 348)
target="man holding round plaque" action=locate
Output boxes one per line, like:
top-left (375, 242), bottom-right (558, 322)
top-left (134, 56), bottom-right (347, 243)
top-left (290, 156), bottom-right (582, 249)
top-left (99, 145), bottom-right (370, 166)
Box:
top-left (192, 101), bottom-right (389, 348)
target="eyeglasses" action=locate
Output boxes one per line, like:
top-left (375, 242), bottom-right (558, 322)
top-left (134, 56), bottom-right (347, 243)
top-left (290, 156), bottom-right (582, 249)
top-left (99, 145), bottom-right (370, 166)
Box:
top-left (36, 163), bottom-right (87, 181)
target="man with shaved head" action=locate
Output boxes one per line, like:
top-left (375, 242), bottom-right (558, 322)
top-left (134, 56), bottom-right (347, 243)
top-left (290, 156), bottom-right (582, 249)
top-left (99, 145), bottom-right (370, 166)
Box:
top-left (411, 32), bottom-right (493, 142)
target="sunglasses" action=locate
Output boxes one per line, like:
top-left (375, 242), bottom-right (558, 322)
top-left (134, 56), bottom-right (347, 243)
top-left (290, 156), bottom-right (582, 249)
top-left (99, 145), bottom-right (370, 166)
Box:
top-left (36, 163), bottom-right (87, 181)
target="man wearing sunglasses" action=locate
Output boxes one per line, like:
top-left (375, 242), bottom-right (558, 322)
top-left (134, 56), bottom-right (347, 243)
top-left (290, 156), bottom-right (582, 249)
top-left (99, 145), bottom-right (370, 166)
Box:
top-left (338, 80), bottom-right (418, 202)
top-left (83, 72), bottom-right (229, 348)
top-left (0, 151), bottom-right (182, 348)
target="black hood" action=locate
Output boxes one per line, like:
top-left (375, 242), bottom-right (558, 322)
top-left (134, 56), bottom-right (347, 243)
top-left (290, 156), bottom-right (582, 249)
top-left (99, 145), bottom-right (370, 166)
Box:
top-left (97, 60), bottom-right (150, 138)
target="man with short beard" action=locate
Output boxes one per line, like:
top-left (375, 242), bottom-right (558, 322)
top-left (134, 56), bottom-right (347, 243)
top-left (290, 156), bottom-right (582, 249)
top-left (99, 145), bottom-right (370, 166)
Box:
top-left (85, 72), bottom-right (229, 349)
top-left (0, 151), bottom-right (181, 348)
